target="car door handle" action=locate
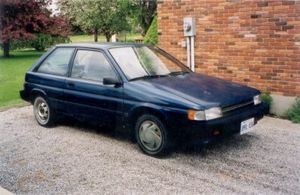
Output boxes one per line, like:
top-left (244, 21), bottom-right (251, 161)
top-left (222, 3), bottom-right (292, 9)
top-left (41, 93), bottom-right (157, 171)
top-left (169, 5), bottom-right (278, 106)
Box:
top-left (66, 81), bottom-right (75, 87)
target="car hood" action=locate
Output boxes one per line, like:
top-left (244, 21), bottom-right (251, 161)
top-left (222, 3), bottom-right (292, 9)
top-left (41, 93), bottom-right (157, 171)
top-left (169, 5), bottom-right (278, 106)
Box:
top-left (132, 73), bottom-right (259, 109)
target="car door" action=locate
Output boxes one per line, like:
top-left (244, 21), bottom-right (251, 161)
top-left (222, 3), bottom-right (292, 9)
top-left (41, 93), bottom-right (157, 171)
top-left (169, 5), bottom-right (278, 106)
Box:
top-left (64, 48), bottom-right (123, 125)
top-left (30, 47), bottom-right (75, 112)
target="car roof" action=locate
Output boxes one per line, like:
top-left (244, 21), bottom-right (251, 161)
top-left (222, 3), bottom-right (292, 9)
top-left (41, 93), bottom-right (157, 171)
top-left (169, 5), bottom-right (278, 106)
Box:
top-left (56, 42), bottom-right (147, 50)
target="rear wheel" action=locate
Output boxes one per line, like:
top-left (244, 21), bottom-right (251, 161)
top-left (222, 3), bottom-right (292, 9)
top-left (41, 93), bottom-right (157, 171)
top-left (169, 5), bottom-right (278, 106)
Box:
top-left (135, 114), bottom-right (172, 157)
top-left (33, 96), bottom-right (55, 127)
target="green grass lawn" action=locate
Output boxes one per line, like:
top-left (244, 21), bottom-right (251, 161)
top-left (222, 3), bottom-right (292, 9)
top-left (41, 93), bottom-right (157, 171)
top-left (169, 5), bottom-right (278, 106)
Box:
top-left (0, 50), bottom-right (44, 109)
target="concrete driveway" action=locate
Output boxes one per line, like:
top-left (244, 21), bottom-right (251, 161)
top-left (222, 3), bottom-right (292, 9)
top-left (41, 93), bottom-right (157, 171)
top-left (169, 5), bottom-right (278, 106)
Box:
top-left (0, 106), bottom-right (299, 194)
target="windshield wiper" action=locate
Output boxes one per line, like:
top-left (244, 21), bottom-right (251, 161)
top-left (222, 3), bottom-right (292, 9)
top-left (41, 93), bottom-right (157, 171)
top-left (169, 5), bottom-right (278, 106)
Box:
top-left (168, 71), bottom-right (190, 76)
top-left (129, 74), bottom-right (168, 81)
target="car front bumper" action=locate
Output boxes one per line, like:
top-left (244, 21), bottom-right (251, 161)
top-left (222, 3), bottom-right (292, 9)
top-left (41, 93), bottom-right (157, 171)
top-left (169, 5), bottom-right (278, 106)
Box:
top-left (170, 103), bottom-right (267, 143)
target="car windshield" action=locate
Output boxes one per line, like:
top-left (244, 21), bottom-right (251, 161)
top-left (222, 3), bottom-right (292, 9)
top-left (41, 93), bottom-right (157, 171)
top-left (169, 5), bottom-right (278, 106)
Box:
top-left (109, 46), bottom-right (190, 80)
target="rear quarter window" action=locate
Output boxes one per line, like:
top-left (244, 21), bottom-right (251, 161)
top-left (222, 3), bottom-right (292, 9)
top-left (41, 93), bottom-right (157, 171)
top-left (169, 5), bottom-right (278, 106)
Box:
top-left (37, 48), bottom-right (74, 76)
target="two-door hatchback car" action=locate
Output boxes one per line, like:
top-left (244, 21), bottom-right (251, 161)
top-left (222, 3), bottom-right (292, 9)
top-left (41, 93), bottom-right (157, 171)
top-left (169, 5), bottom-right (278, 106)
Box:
top-left (20, 43), bottom-right (266, 156)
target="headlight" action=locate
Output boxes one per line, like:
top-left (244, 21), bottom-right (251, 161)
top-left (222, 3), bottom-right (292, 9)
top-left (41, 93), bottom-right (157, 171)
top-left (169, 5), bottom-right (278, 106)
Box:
top-left (188, 107), bottom-right (222, 121)
top-left (253, 95), bottom-right (261, 105)
top-left (205, 107), bottom-right (222, 120)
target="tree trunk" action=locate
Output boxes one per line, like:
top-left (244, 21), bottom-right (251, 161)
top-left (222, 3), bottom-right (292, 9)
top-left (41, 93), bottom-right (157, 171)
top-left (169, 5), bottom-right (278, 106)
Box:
top-left (94, 29), bottom-right (98, 42)
top-left (3, 41), bottom-right (10, 58)
top-left (105, 34), bottom-right (111, 42)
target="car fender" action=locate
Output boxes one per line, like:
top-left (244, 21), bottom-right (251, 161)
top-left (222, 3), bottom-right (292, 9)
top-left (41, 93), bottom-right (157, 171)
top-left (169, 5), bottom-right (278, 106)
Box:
top-left (128, 103), bottom-right (169, 126)
top-left (30, 88), bottom-right (48, 102)
top-left (127, 102), bottom-right (187, 125)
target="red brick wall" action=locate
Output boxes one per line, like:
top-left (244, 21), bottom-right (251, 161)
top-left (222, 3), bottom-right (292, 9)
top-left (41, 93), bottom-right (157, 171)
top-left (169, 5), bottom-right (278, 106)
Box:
top-left (158, 0), bottom-right (300, 96)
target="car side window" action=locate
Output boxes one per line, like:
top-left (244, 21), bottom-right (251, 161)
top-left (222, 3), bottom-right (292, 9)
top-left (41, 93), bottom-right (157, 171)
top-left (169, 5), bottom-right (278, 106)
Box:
top-left (37, 48), bottom-right (74, 76)
top-left (71, 50), bottom-right (117, 82)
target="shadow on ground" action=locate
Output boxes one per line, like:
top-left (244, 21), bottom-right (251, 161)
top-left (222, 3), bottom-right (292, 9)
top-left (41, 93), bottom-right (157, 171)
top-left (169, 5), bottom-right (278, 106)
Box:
top-left (56, 116), bottom-right (259, 157)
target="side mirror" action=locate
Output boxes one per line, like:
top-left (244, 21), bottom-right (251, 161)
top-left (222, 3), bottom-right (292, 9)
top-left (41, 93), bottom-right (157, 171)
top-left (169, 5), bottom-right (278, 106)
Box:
top-left (103, 77), bottom-right (121, 86)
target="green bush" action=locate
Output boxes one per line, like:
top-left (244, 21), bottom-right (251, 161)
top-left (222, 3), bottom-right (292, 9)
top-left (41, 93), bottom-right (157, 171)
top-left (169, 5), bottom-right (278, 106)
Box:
top-left (9, 39), bottom-right (31, 50)
top-left (261, 92), bottom-right (273, 106)
top-left (284, 97), bottom-right (300, 123)
top-left (143, 16), bottom-right (158, 46)
top-left (261, 92), bottom-right (273, 114)
top-left (11, 33), bottom-right (70, 51)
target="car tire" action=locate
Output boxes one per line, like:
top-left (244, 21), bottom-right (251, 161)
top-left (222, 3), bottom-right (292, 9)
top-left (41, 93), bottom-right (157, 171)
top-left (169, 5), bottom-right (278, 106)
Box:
top-left (135, 114), bottom-right (172, 157)
top-left (33, 96), bottom-right (55, 127)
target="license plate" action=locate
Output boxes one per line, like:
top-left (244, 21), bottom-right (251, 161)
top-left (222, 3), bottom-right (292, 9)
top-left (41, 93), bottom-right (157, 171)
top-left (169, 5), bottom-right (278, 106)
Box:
top-left (240, 118), bottom-right (255, 135)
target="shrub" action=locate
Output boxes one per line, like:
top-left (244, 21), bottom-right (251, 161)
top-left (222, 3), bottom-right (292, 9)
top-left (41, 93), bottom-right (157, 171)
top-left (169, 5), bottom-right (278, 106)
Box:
top-left (261, 92), bottom-right (273, 106)
top-left (10, 33), bottom-right (70, 51)
top-left (9, 39), bottom-right (31, 50)
top-left (143, 16), bottom-right (158, 46)
top-left (284, 97), bottom-right (300, 123)
top-left (30, 34), bottom-right (70, 51)
top-left (261, 92), bottom-right (273, 114)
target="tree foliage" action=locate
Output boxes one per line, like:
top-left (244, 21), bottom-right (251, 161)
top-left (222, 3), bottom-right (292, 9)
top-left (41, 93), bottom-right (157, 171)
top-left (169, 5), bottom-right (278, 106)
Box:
top-left (143, 16), bottom-right (157, 45)
top-left (58, 0), bottom-right (157, 40)
top-left (131, 0), bottom-right (157, 36)
top-left (0, 0), bottom-right (70, 57)
top-left (59, 0), bottom-right (131, 42)
top-left (56, 0), bottom-right (83, 35)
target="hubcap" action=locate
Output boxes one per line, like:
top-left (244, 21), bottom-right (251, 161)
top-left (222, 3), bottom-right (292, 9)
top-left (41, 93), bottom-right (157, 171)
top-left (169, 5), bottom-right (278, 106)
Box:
top-left (34, 98), bottom-right (49, 124)
top-left (139, 120), bottom-right (162, 151)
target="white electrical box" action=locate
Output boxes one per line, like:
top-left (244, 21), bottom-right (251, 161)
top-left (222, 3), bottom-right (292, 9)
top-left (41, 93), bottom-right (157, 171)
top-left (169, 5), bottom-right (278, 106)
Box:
top-left (183, 17), bottom-right (196, 37)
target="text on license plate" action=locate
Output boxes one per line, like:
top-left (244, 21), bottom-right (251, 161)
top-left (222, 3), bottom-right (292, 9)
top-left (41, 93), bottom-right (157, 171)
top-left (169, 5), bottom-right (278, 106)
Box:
top-left (240, 118), bottom-right (255, 135)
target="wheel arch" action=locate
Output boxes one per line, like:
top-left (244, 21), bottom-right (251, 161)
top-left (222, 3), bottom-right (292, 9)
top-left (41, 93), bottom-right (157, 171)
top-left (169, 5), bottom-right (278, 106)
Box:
top-left (30, 89), bottom-right (47, 103)
top-left (129, 106), bottom-right (168, 129)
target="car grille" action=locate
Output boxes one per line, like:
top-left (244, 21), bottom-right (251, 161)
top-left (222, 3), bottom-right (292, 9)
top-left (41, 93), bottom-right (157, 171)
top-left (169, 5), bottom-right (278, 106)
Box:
top-left (222, 100), bottom-right (254, 114)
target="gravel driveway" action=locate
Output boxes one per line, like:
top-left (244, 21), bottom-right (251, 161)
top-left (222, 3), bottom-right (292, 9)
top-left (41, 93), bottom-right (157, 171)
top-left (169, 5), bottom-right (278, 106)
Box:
top-left (0, 106), bottom-right (299, 194)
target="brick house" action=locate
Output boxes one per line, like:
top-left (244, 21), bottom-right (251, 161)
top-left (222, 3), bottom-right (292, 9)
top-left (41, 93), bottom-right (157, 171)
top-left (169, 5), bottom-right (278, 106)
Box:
top-left (157, 0), bottom-right (300, 114)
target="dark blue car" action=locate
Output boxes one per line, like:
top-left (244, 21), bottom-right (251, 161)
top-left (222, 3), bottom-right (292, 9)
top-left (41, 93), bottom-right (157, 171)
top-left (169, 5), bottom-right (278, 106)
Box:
top-left (20, 43), bottom-right (265, 156)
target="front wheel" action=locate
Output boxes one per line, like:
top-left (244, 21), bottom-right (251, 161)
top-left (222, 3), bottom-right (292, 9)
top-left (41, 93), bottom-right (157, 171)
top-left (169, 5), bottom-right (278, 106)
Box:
top-left (135, 114), bottom-right (172, 157)
top-left (33, 96), bottom-right (55, 127)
